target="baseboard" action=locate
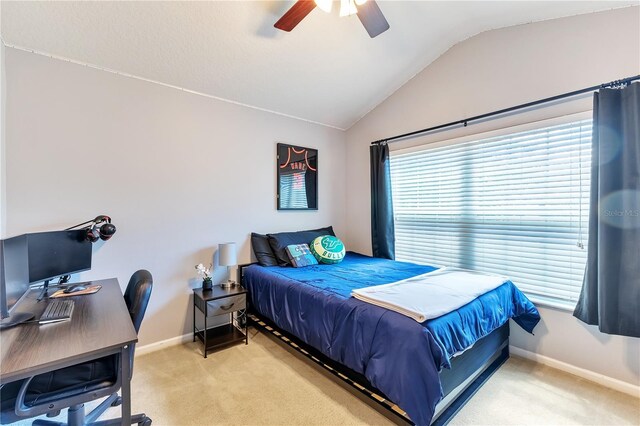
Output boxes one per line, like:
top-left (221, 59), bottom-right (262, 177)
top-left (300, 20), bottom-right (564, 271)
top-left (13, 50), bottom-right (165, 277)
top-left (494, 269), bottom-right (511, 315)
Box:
top-left (509, 346), bottom-right (639, 398)
top-left (135, 332), bottom-right (192, 357)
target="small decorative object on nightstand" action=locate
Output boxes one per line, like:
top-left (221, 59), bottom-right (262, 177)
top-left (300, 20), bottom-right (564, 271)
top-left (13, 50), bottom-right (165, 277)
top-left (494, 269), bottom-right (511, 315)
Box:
top-left (218, 242), bottom-right (237, 289)
top-left (195, 263), bottom-right (213, 290)
top-left (193, 285), bottom-right (248, 358)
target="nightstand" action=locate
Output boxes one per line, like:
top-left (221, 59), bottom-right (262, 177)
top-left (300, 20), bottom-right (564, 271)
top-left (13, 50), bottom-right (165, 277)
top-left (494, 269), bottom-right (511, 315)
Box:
top-left (193, 284), bottom-right (248, 358)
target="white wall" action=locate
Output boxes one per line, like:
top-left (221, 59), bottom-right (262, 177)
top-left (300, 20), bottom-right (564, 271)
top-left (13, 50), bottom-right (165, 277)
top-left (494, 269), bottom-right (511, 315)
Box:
top-left (345, 7), bottom-right (640, 386)
top-left (4, 47), bottom-right (347, 346)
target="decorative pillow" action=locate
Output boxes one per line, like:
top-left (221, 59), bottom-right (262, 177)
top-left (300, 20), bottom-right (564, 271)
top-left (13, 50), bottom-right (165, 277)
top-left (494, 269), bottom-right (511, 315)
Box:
top-left (310, 235), bottom-right (346, 264)
top-left (285, 244), bottom-right (319, 268)
top-left (267, 226), bottom-right (336, 266)
top-left (251, 233), bottom-right (279, 267)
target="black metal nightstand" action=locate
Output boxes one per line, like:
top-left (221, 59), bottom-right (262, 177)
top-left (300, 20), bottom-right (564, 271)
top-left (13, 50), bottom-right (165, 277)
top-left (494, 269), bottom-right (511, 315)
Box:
top-left (193, 284), bottom-right (248, 358)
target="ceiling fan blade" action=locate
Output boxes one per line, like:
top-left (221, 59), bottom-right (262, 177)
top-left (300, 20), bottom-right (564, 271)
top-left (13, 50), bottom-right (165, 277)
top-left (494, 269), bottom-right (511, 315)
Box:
top-left (274, 0), bottom-right (317, 32)
top-left (356, 0), bottom-right (390, 38)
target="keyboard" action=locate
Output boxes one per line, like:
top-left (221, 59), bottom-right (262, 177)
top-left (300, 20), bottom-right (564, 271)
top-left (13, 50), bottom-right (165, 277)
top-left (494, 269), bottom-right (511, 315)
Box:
top-left (40, 299), bottom-right (75, 324)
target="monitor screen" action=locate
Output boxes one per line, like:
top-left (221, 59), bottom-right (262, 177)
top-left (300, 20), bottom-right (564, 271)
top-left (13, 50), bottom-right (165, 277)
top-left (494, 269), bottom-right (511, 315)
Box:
top-left (1, 235), bottom-right (30, 318)
top-left (26, 230), bottom-right (92, 284)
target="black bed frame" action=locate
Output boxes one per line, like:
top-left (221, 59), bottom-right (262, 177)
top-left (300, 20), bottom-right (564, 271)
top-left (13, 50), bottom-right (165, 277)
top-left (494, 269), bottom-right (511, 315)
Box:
top-left (239, 264), bottom-right (510, 425)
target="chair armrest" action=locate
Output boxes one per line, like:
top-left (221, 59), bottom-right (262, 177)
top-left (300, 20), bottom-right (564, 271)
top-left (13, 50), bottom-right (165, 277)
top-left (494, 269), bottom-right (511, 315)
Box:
top-left (14, 376), bottom-right (35, 416)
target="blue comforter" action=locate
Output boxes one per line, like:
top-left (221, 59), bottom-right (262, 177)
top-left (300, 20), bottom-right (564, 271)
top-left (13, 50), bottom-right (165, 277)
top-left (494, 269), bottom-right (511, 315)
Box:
top-left (244, 252), bottom-right (540, 425)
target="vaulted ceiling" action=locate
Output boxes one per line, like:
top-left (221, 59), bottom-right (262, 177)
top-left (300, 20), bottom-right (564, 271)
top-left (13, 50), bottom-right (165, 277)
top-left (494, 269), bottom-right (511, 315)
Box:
top-left (2, 1), bottom-right (637, 129)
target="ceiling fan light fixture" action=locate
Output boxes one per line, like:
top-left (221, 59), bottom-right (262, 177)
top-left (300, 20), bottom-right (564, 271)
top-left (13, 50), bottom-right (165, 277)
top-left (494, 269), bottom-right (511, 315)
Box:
top-left (339, 0), bottom-right (358, 17)
top-left (274, 0), bottom-right (388, 38)
top-left (314, 0), bottom-right (332, 13)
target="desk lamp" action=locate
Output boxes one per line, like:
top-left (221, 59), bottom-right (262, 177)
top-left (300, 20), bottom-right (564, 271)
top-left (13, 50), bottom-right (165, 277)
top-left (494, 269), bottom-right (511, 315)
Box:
top-left (219, 243), bottom-right (237, 289)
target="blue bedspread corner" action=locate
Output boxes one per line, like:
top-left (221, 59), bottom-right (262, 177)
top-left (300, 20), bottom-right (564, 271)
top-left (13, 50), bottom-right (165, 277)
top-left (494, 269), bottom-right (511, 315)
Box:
top-left (425, 280), bottom-right (541, 368)
top-left (510, 291), bottom-right (541, 334)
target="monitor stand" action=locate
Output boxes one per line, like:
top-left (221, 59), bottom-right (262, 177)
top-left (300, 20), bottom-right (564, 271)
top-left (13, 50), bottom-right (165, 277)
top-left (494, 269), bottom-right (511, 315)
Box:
top-left (36, 280), bottom-right (51, 302)
top-left (0, 312), bottom-right (35, 330)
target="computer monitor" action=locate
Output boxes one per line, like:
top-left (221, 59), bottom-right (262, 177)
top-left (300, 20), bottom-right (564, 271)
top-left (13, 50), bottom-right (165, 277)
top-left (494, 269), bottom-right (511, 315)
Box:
top-left (1, 235), bottom-right (33, 328)
top-left (26, 230), bottom-right (92, 285)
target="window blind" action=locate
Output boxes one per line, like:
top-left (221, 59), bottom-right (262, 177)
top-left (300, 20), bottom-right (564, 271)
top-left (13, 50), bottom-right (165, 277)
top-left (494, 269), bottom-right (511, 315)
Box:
top-left (389, 119), bottom-right (592, 305)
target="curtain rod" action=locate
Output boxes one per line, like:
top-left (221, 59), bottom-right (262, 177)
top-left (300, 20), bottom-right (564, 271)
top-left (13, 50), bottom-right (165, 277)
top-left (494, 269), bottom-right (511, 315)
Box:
top-left (371, 75), bottom-right (640, 145)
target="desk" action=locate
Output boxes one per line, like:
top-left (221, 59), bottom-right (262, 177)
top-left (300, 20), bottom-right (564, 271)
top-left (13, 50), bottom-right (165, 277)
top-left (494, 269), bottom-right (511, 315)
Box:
top-left (0, 279), bottom-right (138, 425)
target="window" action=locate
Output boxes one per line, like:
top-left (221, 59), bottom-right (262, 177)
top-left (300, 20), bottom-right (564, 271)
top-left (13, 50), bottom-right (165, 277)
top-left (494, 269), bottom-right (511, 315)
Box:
top-left (389, 119), bottom-right (592, 306)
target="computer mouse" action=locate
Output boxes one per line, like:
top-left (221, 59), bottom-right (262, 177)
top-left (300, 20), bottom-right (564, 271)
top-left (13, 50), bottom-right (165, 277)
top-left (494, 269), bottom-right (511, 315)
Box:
top-left (63, 285), bottom-right (87, 294)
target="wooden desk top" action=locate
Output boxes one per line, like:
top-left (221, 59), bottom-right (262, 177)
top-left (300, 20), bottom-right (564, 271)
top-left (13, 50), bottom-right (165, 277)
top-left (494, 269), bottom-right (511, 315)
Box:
top-left (0, 278), bottom-right (138, 384)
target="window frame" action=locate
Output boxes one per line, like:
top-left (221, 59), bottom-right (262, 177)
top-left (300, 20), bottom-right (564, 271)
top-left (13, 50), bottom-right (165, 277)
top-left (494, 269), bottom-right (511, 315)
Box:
top-left (389, 111), bottom-right (593, 311)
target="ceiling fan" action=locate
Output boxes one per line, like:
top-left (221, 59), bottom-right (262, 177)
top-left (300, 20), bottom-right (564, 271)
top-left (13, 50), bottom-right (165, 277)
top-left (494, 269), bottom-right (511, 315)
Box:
top-left (274, 0), bottom-right (390, 38)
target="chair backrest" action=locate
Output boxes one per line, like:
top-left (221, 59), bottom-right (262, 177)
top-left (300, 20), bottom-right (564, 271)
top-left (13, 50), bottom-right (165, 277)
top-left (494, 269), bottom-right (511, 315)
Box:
top-left (124, 270), bottom-right (153, 334)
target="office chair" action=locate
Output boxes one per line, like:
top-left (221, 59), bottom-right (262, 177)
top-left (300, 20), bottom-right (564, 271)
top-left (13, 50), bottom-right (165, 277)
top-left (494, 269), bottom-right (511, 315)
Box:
top-left (0, 270), bottom-right (153, 426)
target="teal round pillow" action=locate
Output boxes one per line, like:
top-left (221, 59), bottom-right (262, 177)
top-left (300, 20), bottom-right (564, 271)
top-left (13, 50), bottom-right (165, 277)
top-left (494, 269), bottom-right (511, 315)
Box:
top-left (310, 235), bottom-right (345, 264)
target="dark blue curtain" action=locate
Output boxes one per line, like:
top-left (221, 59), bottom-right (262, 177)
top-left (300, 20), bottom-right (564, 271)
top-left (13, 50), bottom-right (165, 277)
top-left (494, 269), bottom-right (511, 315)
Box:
top-left (370, 143), bottom-right (395, 259)
top-left (573, 83), bottom-right (640, 337)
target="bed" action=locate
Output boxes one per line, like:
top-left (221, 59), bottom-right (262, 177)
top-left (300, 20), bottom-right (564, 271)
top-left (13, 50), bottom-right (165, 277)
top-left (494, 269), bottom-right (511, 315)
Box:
top-left (242, 252), bottom-right (540, 425)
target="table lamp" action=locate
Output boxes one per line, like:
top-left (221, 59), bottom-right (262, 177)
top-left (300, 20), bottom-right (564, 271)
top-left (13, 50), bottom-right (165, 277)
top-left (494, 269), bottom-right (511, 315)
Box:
top-left (219, 242), bottom-right (237, 289)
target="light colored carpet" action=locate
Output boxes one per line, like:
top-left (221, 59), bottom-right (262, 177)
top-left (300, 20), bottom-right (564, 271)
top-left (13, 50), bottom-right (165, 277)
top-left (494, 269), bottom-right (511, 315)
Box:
top-left (451, 356), bottom-right (639, 426)
top-left (9, 328), bottom-right (640, 425)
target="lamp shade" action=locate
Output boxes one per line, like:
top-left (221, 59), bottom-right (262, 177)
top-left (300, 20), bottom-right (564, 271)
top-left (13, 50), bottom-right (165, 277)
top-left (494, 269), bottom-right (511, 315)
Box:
top-left (219, 242), bottom-right (237, 267)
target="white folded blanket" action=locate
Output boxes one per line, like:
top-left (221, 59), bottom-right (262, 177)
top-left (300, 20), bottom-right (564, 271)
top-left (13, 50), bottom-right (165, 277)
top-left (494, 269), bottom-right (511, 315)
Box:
top-left (351, 267), bottom-right (508, 322)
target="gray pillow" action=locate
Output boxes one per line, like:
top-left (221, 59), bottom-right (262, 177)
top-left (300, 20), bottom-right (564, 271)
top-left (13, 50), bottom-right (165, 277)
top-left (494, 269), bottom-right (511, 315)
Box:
top-left (251, 233), bottom-right (279, 267)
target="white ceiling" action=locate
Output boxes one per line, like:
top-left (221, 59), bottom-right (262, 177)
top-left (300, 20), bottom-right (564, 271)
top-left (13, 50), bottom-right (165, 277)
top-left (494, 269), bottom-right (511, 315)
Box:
top-left (1, 1), bottom-right (637, 129)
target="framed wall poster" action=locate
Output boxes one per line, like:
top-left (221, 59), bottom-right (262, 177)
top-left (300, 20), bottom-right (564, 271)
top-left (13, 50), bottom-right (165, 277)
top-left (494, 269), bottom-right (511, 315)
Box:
top-left (277, 143), bottom-right (318, 210)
